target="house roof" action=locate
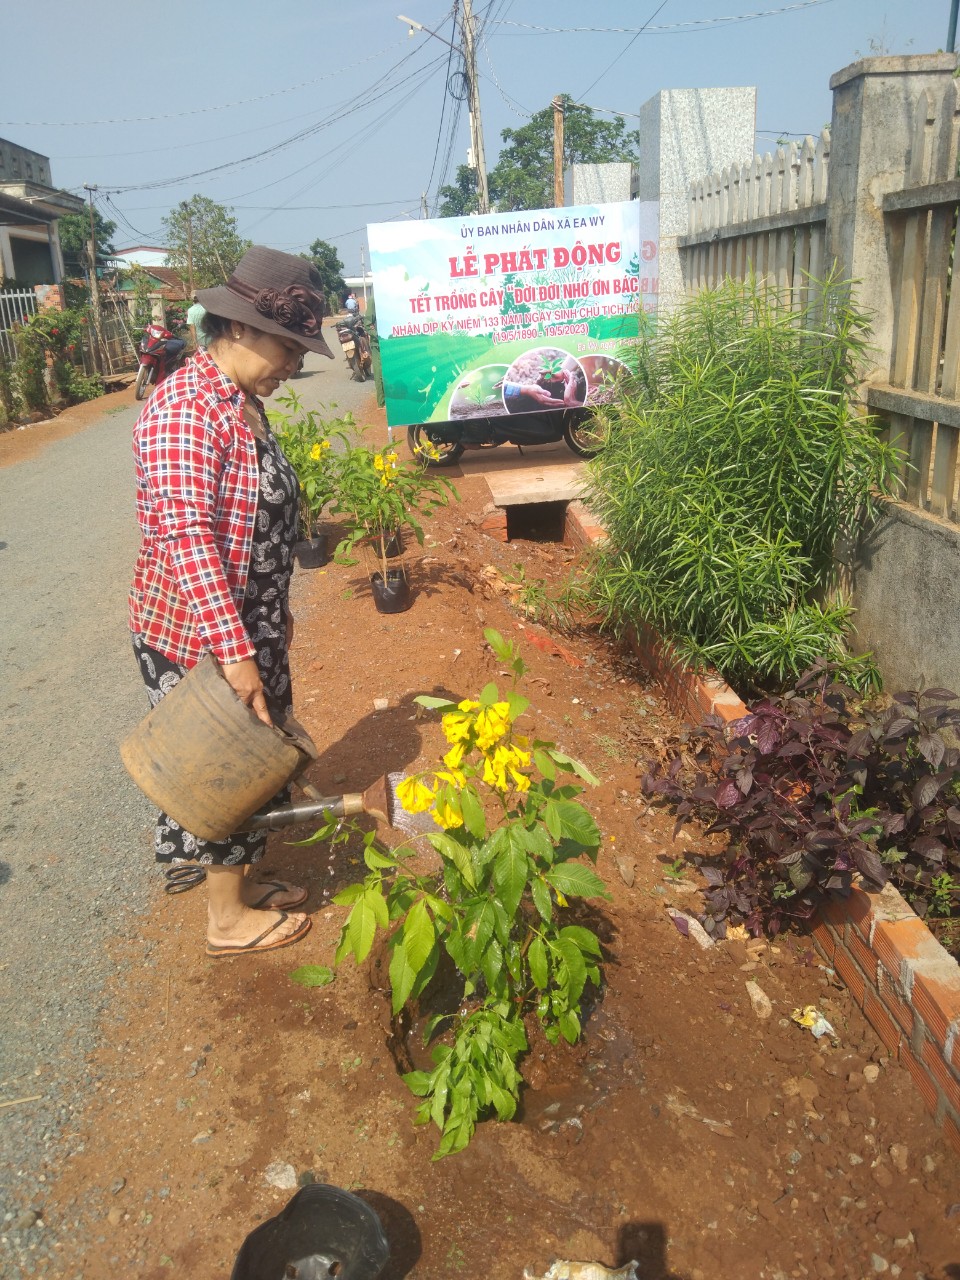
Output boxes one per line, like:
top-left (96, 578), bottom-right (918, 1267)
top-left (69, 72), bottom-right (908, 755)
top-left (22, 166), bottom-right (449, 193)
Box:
top-left (114, 264), bottom-right (190, 301)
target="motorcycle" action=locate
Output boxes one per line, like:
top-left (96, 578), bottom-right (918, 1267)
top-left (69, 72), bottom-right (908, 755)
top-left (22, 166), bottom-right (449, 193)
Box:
top-left (407, 366), bottom-right (603, 467)
top-left (335, 314), bottom-right (372, 383)
top-left (134, 323), bottom-right (188, 400)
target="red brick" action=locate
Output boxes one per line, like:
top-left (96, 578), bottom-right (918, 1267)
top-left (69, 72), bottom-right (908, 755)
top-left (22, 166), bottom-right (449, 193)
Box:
top-left (911, 967), bottom-right (960, 1048)
top-left (834, 942), bottom-right (867, 1006)
top-left (943, 1110), bottom-right (960, 1157)
top-left (847, 926), bottom-right (879, 986)
top-left (863, 986), bottom-right (902, 1055)
top-left (872, 917), bottom-right (940, 980)
top-left (899, 1041), bottom-right (940, 1115)
top-left (840, 887), bottom-right (877, 935)
top-left (877, 966), bottom-right (915, 1037)
top-left (952, 1024), bottom-right (960, 1074)
top-left (920, 1036), bottom-right (960, 1115)
top-left (808, 917), bottom-right (838, 962)
top-left (820, 896), bottom-right (854, 928)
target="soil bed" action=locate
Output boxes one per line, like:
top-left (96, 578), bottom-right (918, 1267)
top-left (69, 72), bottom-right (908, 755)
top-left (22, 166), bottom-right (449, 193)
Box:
top-left (36, 419), bottom-right (960, 1279)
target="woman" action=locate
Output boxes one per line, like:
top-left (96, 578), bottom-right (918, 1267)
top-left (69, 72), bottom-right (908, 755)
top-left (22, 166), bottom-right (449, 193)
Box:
top-left (129, 246), bottom-right (334, 958)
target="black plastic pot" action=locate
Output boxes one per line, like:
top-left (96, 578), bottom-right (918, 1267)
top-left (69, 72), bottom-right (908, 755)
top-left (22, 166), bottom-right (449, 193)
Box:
top-left (294, 534), bottom-right (329, 570)
top-left (231, 1183), bottom-right (389, 1280)
top-left (371, 569), bottom-right (411, 613)
top-left (382, 528), bottom-right (403, 558)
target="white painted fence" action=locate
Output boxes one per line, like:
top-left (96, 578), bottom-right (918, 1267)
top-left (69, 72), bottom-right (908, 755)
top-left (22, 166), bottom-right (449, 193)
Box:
top-left (0, 287), bottom-right (38, 360)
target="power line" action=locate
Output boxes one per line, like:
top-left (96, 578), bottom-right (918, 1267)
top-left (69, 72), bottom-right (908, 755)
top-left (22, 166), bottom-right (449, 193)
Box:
top-left (578, 1), bottom-right (669, 100)
top-left (99, 45), bottom-right (448, 195)
top-left (497, 1), bottom-right (834, 36)
top-left (0, 43), bottom-right (407, 127)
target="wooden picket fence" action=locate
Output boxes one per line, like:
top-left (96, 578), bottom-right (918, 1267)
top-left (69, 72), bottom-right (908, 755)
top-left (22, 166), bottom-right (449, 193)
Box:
top-left (864, 81), bottom-right (960, 523)
top-left (679, 81), bottom-right (960, 528)
top-left (681, 131), bottom-right (830, 313)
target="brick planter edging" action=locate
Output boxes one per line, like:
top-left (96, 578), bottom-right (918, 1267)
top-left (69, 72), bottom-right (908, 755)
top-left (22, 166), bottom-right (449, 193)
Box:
top-left (563, 496), bottom-right (960, 1155)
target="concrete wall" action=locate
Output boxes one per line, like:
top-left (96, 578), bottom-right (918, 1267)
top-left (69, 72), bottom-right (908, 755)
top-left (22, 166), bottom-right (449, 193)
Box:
top-left (0, 138), bottom-right (51, 186)
top-left (842, 501), bottom-right (960, 694)
top-left (563, 162), bottom-right (634, 206)
top-left (635, 87), bottom-right (756, 312)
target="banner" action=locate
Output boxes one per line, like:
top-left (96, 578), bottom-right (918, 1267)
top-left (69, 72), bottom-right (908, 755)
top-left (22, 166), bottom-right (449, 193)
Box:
top-left (367, 200), bottom-right (658, 428)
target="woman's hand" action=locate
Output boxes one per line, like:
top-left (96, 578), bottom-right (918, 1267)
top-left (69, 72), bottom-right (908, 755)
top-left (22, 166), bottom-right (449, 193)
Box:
top-left (222, 658), bottom-right (272, 726)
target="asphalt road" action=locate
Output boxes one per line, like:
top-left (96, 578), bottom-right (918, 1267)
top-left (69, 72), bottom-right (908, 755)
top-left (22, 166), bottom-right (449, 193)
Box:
top-left (0, 345), bottom-right (376, 1275)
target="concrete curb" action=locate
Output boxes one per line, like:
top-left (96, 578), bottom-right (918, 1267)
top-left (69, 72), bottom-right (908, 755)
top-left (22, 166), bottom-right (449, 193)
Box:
top-left (562, 496), bottom-right (960, 1155)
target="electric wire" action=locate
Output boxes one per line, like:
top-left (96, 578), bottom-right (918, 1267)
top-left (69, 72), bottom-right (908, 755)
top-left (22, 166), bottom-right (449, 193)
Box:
top-left (97, 43), bottom-right (448, 194)
top-left (0, 43), bottom-right (408, 127)
top-left (578, 1), bottom-right (670, 100)
top-left (496, 1), bottom-right (834, 36)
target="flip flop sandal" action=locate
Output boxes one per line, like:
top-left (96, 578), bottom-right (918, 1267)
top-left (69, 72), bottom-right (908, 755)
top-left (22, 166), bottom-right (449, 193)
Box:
top-left (205, 912), bottom-right (312, 959)
top-left (248, 880), bottom-right (309, 910)
top-left (164, 865), bottom-right (207, 894)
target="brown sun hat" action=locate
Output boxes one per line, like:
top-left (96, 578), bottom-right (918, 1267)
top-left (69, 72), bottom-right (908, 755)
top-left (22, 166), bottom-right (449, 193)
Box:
top-left (197, 246), bottom-right (334, 358)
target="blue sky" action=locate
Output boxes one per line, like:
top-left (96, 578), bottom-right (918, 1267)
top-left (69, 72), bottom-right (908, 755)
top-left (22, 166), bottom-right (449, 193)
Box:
top-left (2, 0), bottom-right (946, 276)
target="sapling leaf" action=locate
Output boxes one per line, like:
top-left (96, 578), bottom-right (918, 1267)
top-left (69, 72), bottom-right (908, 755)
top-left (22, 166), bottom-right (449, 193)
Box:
top-left (402, 899), bottom-right (436, 972)
top-left (528, 936), bottom-right (548, 989)
top-left (389, 937), bottom-right (418, 1014)
top-left (493, 838), bottom-right (528, 919)
top-left (415, 695), bottom-right (458, 711)
top-left (459, 786), bottom-right (487, 840)
top-left (531, 875), bottom-right (553, 922)
top-left (288, 965), bottom-right (334, 988)
top-left (535, 748), bottom-right (557, 780)
top-left (549, 750), bottom-right (600, 786)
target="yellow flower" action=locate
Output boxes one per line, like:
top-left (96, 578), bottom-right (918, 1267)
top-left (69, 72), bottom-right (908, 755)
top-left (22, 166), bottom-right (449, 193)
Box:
top-left (396, 775), bottom-right (435, 814)
top-left (374, 455), bottom-right (385, 472)
top-left (321, 439), bottom-right (331, 450)
top-left (386, 451), bottom-right (398, 466)
top-left (443, 742), bottom-right (466, 771)
top-left (442, 710), bottom-right (474, 745)
top-left (435, 767), bottom-right (467, 788)
top-left (310, 443), bottom-right (322, 460)
top-left (475, 702), bottom-right (511, 752)
top-left (380, 475), bottom-right (389, 488)
top-left (431, 797), bottom-right (463, 829)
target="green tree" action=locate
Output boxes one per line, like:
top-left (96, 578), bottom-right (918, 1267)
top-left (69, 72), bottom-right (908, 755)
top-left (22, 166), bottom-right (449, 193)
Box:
top-left (57, 209), bottom-right (117, 275)
top-left (303, 239), bottom-right (346, 312)
top-left (490, 96), bottom-right (640, 211)
top-left (162, 196), bottom-right (250, 291)
top-left (130, 264), bottom-right (154, 331)
top-left (437, 164), bottom-right (481, 219)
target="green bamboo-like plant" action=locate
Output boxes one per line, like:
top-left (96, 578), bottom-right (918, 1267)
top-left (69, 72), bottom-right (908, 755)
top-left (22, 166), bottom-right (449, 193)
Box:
top-left (583, 274), bottom-right (901, 691)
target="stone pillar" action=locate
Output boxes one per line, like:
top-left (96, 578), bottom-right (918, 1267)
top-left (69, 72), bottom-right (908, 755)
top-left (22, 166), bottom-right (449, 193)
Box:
top-left (635, 87), bottom-right (757, 313)
top-left (827, 53), bottom-right (958, 380)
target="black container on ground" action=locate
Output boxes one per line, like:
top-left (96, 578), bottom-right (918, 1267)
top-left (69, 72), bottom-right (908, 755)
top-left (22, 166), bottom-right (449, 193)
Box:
top-left (294, 534), bottom-right (329, 570)
top-left (371, 569), bottom-right (411, 613)
top-left (231, 1183), bottom-right (389, 1280)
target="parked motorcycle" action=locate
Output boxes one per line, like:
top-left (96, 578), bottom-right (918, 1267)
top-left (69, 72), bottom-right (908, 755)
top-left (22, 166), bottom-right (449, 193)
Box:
top-left (335, 314), bottom-right (372, 383)
top-left (407, 406), bottom-right (601, 467)
top-left (134, 323), bottom-right (188, 400)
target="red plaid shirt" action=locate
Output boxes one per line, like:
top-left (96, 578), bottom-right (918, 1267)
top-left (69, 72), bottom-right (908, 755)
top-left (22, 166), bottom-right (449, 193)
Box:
top-left (129, 350), bottom-right (262, 666)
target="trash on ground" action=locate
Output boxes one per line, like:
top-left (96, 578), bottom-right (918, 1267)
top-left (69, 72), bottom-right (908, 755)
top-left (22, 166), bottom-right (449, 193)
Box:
top-left (614, 854), bottom-right (637, 887)
top-left (666, 906), bottom-right (715, 949)
top-left (523, 1261), bottom-right (640, 1280)
top-left (791, 1004), bottom-right (837, 1039)
top-left (745, 979), bottom-right (773, 1019)
top-left (664, 1091), bottom-right (736, 1139)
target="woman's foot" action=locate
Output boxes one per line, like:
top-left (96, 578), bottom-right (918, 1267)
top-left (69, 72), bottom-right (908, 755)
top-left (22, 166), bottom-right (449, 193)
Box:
top-left (206, 906), bottom-right (310, 955)
top-left (243, 878), bottom-right (308, 910)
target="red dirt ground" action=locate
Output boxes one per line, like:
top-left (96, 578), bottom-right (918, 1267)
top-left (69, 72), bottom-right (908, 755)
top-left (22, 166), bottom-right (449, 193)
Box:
top-left (34, 409), bottom-right (960, 1279)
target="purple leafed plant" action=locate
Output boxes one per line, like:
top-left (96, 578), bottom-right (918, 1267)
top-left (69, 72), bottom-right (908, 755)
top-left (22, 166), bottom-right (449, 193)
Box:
top-left (643, 662), bottom-right (960, 939)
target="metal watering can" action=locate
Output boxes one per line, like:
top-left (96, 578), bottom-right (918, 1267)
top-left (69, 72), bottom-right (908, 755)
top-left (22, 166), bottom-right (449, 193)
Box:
top-left (121, 655), bottom-right (405, 841)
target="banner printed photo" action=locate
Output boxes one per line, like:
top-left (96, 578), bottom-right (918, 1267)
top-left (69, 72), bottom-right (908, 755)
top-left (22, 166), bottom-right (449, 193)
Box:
top-left (367, 200), bottom-right (659, 428)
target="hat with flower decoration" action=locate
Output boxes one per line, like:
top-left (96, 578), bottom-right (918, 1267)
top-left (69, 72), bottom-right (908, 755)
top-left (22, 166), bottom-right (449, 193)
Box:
top-left (197, 246), bottom-right (334, 358)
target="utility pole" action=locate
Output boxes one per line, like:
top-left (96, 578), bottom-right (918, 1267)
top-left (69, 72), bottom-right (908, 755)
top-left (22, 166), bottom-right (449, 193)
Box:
top-left (460, 0), bottom-right (490, 214)
top-left (421, 191), bottom-right (429, 219)
top-left (552, 95), bottom-right (565, 208)
top-left (398, 8), bottom-right (490, 213)
top-left (949, 0), bottom-right (959, 51)
top-left (82, 183), bottom-right (108, 375)
top-left (184, 203), bottom-right (195, 295)
top-left (360, 245), bottom-right (368, 309)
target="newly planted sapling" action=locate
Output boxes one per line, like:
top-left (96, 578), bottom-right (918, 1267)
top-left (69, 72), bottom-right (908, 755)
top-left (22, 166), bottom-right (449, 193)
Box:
top-left (324, 629), bottom-right (609, 1156)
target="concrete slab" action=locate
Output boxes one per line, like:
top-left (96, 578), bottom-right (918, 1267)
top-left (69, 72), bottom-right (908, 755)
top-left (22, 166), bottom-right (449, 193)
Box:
top-left (456, 441), bottom-right (588, 506)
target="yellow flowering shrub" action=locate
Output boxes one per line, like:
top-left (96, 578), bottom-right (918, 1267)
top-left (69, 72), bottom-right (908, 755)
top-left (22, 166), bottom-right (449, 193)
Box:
top-left (328, 629), bottom-right (609, 1158)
